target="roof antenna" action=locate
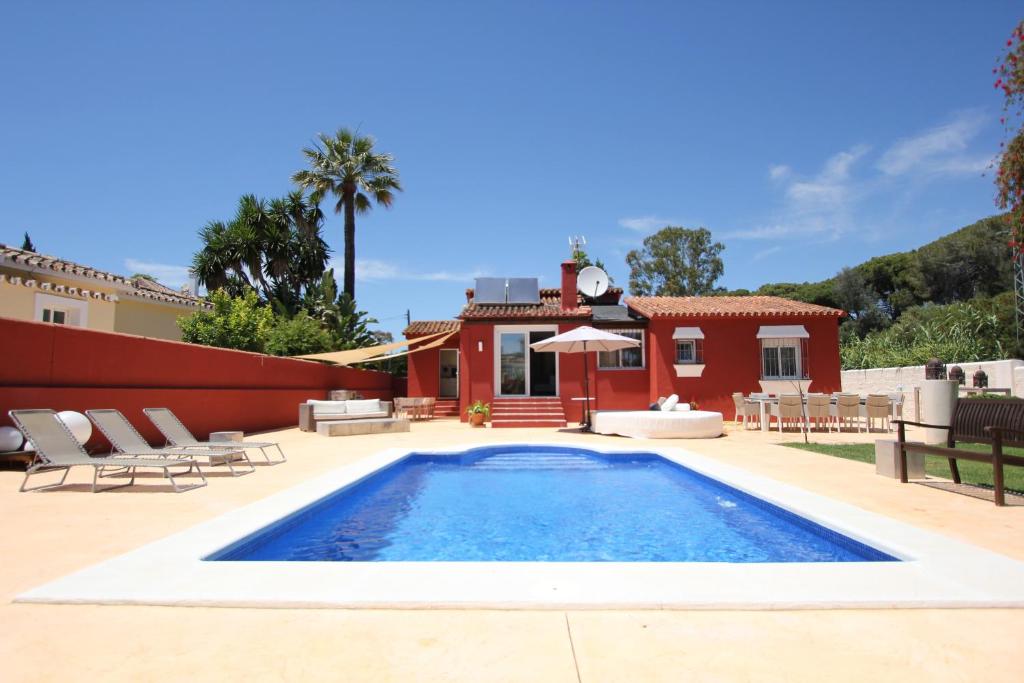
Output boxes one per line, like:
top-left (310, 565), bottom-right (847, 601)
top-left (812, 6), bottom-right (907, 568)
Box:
top-left (568, 235), bottom-right (587, 261)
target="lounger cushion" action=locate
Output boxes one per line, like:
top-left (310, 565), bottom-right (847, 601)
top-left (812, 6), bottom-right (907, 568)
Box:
top-left (661, 394), bottom-right (679, 412)
top-left (345, 399), bottom-right (381, 415)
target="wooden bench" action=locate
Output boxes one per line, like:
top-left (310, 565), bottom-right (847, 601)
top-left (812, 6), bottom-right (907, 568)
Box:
top-left (895, 397), bottom-right (1024, 506)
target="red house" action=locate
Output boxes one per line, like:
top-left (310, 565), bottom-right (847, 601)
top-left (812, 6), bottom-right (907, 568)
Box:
top-left (405, 260), bottom-right (844, 427)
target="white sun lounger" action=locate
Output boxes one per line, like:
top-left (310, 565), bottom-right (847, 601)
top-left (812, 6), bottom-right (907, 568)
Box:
top-left (144, 407), bottom-right (286, 464)
top-left (9, 409), bottom-right (207, 493)
top-left (86, 409), bottom-right (254, 477)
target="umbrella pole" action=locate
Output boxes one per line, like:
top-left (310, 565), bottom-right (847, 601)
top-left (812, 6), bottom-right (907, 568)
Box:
top-left (583, 341), bottom-right (591, 431)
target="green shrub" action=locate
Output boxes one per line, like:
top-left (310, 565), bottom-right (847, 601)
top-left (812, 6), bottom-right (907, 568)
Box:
top-left (178, 289), bottom-right (274, 353)
top-left (264, 312), bottom-right (333, 356)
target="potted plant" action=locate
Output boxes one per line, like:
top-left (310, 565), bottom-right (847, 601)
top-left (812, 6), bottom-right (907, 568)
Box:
top-left (466, 401), bottom-right (490, 427)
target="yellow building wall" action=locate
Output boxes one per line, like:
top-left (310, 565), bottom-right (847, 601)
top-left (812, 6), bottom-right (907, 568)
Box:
top-left (0, 267), bottom-right (187, 339)
top-left (0, 280), bottom-right (36, 320)
top-left (113, 299), bottom-right (188, 341)
top-left (0, 273), bottom-right (117, 332)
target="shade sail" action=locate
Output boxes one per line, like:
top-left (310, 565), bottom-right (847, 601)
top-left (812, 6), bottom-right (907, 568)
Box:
top-left (756, 325), bottom-right (809, 339)
top-left (529, 326), bottom-right (640, 354)
top-left (293, 329), bottom-right (450, 365)
top-left (356, 330), bottom-right (457, 363)
top-left (672, 326), bottom-right (704, 340)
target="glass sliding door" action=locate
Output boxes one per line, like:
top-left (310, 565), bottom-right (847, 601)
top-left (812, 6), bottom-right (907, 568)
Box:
top-left (529, 331), bottom-right (557, 396)
top-left (499, 332), bottom-right (527, 395)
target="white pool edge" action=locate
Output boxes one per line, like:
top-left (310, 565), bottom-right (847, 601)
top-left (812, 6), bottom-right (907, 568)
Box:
top-left (16, 441), bottom-right (1024, 610)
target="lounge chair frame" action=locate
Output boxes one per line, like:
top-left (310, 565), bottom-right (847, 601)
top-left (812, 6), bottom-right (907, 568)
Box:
top-left (144, 407), bottom-right (286, 465)
top-left (86, 409), bottom-right (254, 477)
top-left (9, 409), bottom-right (207, 493)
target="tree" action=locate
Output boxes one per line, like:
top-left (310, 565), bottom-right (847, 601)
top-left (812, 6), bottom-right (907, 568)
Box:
top-left (191, 192), bottom-right (329, 311)
top-left (178, 289), bottom-right (275, 352)
top-left (302, 268), bottom-right (380, 349)
top-left (292, 128), bottom-right (402, 300)
top-left (625, 226), bottom-right (724, 296)
top-left (264, 311), bottom-right (333, 356)
top-left (21, 232), bottom-right (35, 251)
top-left (995, 21), bottom-right (1024, 241)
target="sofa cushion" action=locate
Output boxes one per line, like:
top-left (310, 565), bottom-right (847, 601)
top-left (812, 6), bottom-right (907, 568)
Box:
top-left (308, 400), bottom-right (347, 417)
top-left (673, 403), bottom-right (691, 412)
top-left (660, 394), bottom-right (679, 412)
top-left (345, 399), bottom-right (381, 415)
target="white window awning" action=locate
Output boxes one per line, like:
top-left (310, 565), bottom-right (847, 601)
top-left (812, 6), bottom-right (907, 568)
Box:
top-left (756, 325), bottom-right (809, 339)
top-left (673, 326), bottom-right (704, 340)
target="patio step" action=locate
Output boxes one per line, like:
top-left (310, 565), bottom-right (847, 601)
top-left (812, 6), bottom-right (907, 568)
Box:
top-left (490, 398), bottom-right (567, 428)
top-left (433, 399), bottom-right (459, 417)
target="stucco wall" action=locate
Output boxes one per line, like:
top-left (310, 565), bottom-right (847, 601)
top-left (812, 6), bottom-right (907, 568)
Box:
top-left (841, 359), bottom-right (1023, 419)
top-left (405, 334), bottom-right (460, 399)
top-left (0, 277), bottom-right (117, 332)
top-left (113, 298), bottom-right (188, 341)
top-left (0, 316), bottom-right (398, 449)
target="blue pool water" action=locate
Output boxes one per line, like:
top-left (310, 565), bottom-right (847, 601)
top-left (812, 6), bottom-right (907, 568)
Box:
top-left (211, 446), bottom-right (897, 563)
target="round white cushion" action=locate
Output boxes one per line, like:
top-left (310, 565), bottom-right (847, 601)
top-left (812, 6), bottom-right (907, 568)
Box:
top-left (592, 410), bottom-right (723, 439)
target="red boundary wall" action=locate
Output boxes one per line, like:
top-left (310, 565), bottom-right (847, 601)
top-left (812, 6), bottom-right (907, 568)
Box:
top-left (0, 317), bottom-right (399, 449)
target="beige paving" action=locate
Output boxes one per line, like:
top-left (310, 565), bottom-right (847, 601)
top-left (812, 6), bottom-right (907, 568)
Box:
top-left (1, 418), bottom-right (1022, 682)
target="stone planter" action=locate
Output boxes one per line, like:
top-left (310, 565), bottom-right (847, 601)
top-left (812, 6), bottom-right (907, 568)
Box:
top-left (920, 379), bottom-right (958, 444)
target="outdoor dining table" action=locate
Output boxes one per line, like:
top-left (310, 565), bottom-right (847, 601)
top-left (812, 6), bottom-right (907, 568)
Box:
top-left (747, 395), bottom-right (900, 432)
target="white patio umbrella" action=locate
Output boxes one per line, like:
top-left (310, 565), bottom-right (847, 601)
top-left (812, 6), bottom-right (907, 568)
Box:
top-left (529, 326), bottom-right (640, 430)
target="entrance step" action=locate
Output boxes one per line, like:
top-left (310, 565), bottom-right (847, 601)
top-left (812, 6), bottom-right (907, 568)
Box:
top-left (490, 397), bottom-right (567, 428)
top-left (433, 399), bottom-right (459, 417)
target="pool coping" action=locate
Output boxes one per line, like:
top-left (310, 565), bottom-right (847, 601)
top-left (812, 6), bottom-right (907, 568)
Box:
top-left (16, 442), bottom-right (1024, 610)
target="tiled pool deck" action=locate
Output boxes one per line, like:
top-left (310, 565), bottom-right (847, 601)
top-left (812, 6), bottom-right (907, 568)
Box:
top-left (2, 420), bottom-right (1023, 681)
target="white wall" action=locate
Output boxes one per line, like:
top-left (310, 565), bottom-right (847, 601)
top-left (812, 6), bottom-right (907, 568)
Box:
top-left (841, 359), bottom-right (1023, 419)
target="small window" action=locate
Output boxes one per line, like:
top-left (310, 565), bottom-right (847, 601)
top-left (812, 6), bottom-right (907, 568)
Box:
top-left (598, 329), bottom-right (644, 369)
top-left (42, 308), bottom-right (67, 325)
top-left (760, 338), bottom-right (808, 380)
top-left (675, 339), bottom-right (704, 364)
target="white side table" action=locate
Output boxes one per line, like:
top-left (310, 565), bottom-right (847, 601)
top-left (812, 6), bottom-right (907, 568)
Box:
top-left (210, 431), bottom-right (244, 443)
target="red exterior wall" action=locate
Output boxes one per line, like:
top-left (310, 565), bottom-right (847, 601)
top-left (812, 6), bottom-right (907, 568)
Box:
top-left (0, 317), bottom-right (396, 448)
top-left (405, 334), bottom-right (460, 399)
top-left (645, 315), bottom-right (842, 416)
top-left (408, 313), bottom-right (842, 423)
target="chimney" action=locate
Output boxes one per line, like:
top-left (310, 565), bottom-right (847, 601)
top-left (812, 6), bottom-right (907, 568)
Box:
top-left (561, 260), bottom-right (577, 311)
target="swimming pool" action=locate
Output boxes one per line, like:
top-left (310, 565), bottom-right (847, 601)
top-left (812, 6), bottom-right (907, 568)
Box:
top-left (18, 442), bottom-right (1024, 609)
top-left (212, 446), bottom-right (895, 563)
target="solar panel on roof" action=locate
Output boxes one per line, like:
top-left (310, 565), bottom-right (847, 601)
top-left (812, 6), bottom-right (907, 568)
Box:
top-left (474, 278), bottom-right (507, 304)
top-left (507, 277), bottom-right (540, 304)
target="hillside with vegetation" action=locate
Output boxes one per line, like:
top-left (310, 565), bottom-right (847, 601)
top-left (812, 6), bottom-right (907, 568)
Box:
top-left (724, 215), bottom-right (1017, 369)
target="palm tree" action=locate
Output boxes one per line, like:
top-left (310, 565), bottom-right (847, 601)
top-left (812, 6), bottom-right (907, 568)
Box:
top-left (291, 128), bottom-right (401, 299)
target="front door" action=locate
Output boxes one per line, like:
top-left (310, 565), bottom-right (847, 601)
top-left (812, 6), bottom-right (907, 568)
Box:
top-left (439, 349), bottom-right (459, 398)
top-left (496, 327), bottom-right (558, 396)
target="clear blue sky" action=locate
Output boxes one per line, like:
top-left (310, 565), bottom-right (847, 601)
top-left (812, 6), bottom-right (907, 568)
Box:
top-left (2, 1), bottom-right (1019, 339)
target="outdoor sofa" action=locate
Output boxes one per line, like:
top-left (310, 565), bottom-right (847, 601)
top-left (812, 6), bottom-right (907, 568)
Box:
top-left (299, 398), bottom-right (394, 432)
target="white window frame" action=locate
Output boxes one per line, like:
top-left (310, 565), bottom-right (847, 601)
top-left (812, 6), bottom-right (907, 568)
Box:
top-left (597, 328), bottom-right (645, 370)
top-left (34, 293), bottom-right (88, 327)
top-left (760, 337), bottom-right (805, 380)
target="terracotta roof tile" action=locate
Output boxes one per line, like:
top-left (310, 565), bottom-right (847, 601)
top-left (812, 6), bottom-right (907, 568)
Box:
top-left (625, 295), bottom-right (845, 318)
top-left (403, 320), bottom-right (462, 336)
top-left (0, 244), bottom-right (208, 308)
top-left (460, 303), bottom-right (592, 320)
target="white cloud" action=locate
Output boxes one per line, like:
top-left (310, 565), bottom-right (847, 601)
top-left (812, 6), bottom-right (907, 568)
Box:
top-left (752, 246), bottom-right (783, 261)
top-left (353, 258), bottom-right (489, 283)
top-left (768, 164), bottom-right (791, 180)
top-left (123, 259), bottom-right (191, 288)
top-left (618, 216), bottom-right (676, 232)
top-left (877, 110), bottom-right (989, 176)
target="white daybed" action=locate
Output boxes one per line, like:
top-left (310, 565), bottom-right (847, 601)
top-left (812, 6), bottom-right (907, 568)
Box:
top-left (591, 396), bottom-right (724, 439)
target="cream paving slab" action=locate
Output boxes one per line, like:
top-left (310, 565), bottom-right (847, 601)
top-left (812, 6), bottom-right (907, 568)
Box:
top-left (3, 419), bottom-right (1024, 682)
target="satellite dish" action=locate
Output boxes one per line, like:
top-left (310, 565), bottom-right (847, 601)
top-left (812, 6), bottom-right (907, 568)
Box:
top-left (577, 266), bottom-right (609, 299)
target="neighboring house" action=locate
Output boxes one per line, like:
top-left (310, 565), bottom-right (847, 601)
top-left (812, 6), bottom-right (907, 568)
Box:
top-left (0, 244), bottom-right (208, 341)
top-left (405, 259), bottom-right (845, 426)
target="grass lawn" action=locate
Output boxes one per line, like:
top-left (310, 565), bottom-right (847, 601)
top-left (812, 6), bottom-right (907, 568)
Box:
top-left (783, 442), bottom-right (1024, 494)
